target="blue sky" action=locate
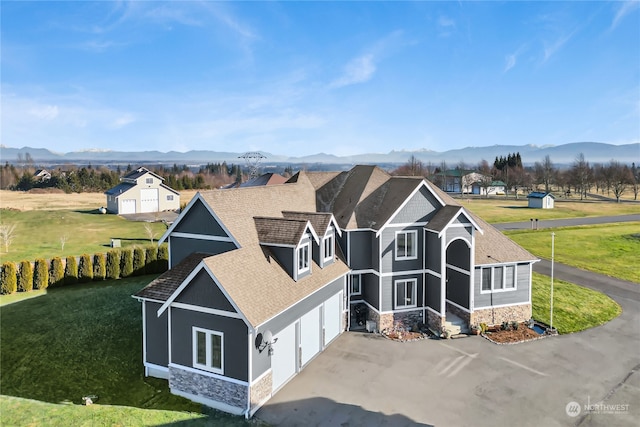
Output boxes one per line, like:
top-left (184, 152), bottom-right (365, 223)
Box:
top-left (1, 1), bottom-right (639, 157)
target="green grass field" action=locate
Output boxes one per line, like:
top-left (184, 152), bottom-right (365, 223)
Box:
top-left (0, 276), bottom-right (253, 426)
top-left (460, 198), bottom-right (640, 223)
top-left (0, 209), bottom-right (166, 262)
top-left (531, 273), bottom-right (622, 333)
top-left (505, 222), bottom-right (640, 283)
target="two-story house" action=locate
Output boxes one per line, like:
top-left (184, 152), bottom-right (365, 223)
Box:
top-left (134, 165), bottom-right (538, 417)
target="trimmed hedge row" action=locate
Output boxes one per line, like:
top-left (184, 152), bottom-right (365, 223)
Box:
top-left (0, 244), bottom-right (168, 295)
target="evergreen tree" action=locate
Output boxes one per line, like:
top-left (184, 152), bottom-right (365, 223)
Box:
top-left (34, 259), bottom-right (49, 290)
top-left (17, 260), bottom-right (33, 292)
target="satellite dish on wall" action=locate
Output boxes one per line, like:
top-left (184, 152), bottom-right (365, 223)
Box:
top-left (256, 330), bottom-right (277, 355)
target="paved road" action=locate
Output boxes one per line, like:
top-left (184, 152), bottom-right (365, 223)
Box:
top-left (257, 216), bottom-right (640, 427)
top-left (494, 214), bottom-right (640, 231)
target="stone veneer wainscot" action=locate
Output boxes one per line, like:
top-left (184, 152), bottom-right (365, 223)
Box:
top-left (169, 366), bottom-right (248, 410)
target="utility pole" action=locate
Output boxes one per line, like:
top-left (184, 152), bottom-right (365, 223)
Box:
top-left (550, 232), bottom-right (555, 331)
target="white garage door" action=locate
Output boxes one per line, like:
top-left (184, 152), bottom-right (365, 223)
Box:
top-left (323, 291), bottom-right (342, 346)
top-left (120, 199), bottom-right (136, 214)
top-left (272, 322), bottom-right (297, 392)
top-left (300, 306), bottom-right (321, 367)
top-left (140, 188), bottom-right (159, 213)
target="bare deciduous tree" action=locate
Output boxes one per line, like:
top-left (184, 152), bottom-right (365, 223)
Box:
top-left (144, 223), bottom-right (157, 243)
top-left (0, 224), bottom-right (17, 253)
top-left (534, 155), bottom-right (555, 193)
top-left (60, 235), bottom-right (68, 251)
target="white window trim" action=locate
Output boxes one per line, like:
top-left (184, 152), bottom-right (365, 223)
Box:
top-left (323, 231), bottom-right (334, 262)
top-left (394, 278), bottom-right (417, 309)
top-left (192, 327), bottom-right (224, 375)
top-left (351, 274), bottom-right (361, 296)
top-left (395, 230), bottom-right (418, 261)
top-left (297, 242), bottom-right (310, 274)
top-left (479, 264), bottom-right (518, 294)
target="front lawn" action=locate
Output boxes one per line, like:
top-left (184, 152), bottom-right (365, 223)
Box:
top-left (531, 272), bottom-right (622, 334)
top-left (505, 222), bottom-right (640, 283)
top-left (460, 198), bottom-right (640, 223)
top-left (0, 209), bottom-right (166, 262)
top-left (0, 276), bottom-right (251, 425)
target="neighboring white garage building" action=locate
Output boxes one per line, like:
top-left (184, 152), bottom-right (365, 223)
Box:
top-left (105, 167), bottom-right (180, 214)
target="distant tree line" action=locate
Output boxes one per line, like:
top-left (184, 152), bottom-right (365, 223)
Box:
top-left (392, 153), bottom-right (639, 202)
top-left (0, 161), bottom-right (254, 193)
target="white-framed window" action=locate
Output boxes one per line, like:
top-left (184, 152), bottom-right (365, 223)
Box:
top-left (145, 177), bottom-right (153, 184)
top-left (395, 278), bottom-right (417, 309)
top-left (505, 265), bottom-right (516, 289)
top-left (395, 230), bottom-right (418, 260)
top-left (481, 265), bottom-right (517, 293)
top-left (298, 242), bottom-right (310, 273)
top-left (192, 327), bottom-right (223, 374)
top-left (351, 274), bottom-right (361, 295)
top-left (323, 231), bottom-right (334, 261)
top-left (167, 195), bottom-right (174, 201)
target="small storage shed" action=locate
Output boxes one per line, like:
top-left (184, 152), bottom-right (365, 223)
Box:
top-left (527, 192), bottom-right (555, 209)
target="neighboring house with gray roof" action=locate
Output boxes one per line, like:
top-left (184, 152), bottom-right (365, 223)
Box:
top-left (104, 167), bottom-right (180, 214)
top-left (133, 164), bottom-right (538, 418)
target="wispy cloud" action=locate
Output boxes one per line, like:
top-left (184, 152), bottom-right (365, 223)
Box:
top-left (504, 44), bottom-right (528, 73)
top-left (610, 1), bottom-right (640, 31)
top-left (437, 15), bottom-right (456, 37)
top-left (542, 30), bottom-right (577, 63)
top-left (329, 30), bottom-right (406, 89)
top-left (329, 54), bottom-right (376, 89)
top-left (28, 104), bottom-right (59, 120)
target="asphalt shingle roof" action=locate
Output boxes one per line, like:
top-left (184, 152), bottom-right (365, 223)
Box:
top-left (255, 217), bottom-right (310, 246)
top-left (134, 253), bottom-right (210, 301)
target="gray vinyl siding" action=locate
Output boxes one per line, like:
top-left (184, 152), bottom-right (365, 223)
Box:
top-left (473, 263), bottom-right (531, 308)
top-left (425, 232), bottom-right (441, 273)
top-left (145, 301), bottom-right (169, 368)
top-left (175, 199), bottom-right (228, 237)
top-left (380, 274), bottom-right (423, 312)
top-left (389, 186), bottom-right (439, 224)
top-left (348, 230), bottom-right (375, 271)
top-left (446, 268), bottom-right (470, 309)
top-left (337, 232), bottom-right (348, 262)
top-left (171, 308), bottom-right (248, 382)
top-left (251, 276), bottom-right (345, 380)
top-left (445, 226), bottom-right (472, 247)
top-left (425, 272), bottom-right (441, 313)
top-left (269, 246), bottom-right (294, 277)
top-left (174, 269), bottom-right (237, 312)
top-left (361, 273), bottom-right (379, 310)
top-left (446, 239), bottom-right (470, 270)
top-left (380, 227), bottom-right (423, 273)
top-left (169, 236), bottom-right (237, 268)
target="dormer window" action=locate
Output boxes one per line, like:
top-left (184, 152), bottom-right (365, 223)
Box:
top-left (298, 242), bottom-right (310, 273)
top-left (323, 229), bottom-right (334, 262)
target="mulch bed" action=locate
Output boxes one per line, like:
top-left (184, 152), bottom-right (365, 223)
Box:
top-left (481, 323), bottom-right (546, 344)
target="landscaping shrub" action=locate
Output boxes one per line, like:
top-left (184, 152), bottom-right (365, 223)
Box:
top-left (158, 244), bottom-right (169, 273)
top-left (93, 253), bottom-right (106, 281)
top-left (145, 245), bottom-right (158, 274)
top-left (1, 262), bottom-right (18, 294)
top-left (64, 256), bottom-right (78, 285)
top-left (33, 258), bottom-right (49, 290)
top-left (78, 254), bottom-right (93, 283)
top-left (49, 257), bottom-right (64, 288)
top-left (133, 247), bottom-right (146, 276)
top-left (120, 248), bottom-right (134, 278)
top-left (106, 250), bottom-right (120, 280)
top-left (17, 260), bottom-right (33, 292)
